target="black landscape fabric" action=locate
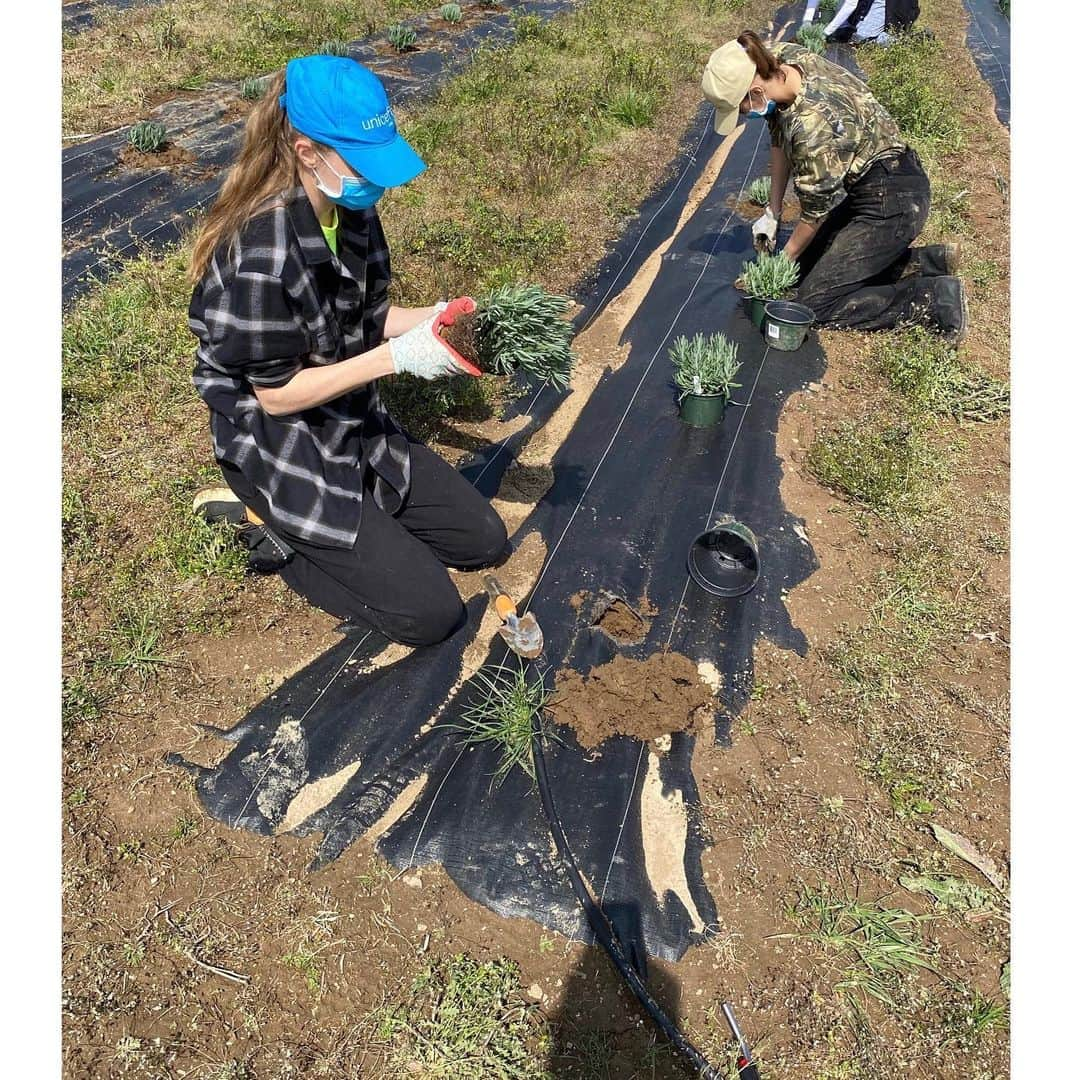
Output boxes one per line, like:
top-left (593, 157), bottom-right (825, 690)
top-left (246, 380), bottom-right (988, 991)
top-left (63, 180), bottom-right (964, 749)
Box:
top-left (172, 23), bottom-right (829, 963)
top-left (962, 0), bottom-right (1010, 128)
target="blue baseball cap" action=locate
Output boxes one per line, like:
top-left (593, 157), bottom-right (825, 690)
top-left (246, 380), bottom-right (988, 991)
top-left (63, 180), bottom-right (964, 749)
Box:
top-left (280, 55), bottom-right (426, 188)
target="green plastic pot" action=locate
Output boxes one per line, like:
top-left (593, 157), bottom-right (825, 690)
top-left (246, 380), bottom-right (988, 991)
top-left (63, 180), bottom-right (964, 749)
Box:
top-left (741, 293), bottom-right (767, 331)
top-left (679, 393), bottom-right (728, 427)
top-left (763, 300), bottom-right (815, 351)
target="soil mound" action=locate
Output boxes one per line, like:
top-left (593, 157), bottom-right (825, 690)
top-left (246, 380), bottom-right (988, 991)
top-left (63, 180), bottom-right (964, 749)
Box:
top-left (551, 651), bottom-right (714, 750)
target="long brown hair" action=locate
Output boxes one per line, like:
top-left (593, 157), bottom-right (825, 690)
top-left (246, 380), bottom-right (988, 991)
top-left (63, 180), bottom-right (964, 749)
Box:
top-left (189, 71), bottom-right (304, 283)
top-left (736, 30), bottom-right (785, 81)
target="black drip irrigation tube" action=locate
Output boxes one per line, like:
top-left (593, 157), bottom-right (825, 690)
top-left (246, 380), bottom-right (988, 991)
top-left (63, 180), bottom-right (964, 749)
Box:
top-left (530, 716), bottom-right (722, 1079)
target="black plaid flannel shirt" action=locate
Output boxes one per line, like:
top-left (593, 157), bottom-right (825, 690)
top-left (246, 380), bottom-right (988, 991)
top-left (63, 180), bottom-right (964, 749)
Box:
top-left (190, 189), bottom-right (411, 548)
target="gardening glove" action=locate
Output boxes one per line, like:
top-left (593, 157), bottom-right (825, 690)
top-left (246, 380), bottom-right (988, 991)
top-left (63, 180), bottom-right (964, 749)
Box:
top-left (752, 207), bottom-right (778, 253)
top-left (390, 297), bottom-right (480, 379)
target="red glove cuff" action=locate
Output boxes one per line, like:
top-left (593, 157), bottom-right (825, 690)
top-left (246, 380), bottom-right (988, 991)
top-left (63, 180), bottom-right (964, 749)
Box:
top-left (433, 296), bottom-right (482, 376)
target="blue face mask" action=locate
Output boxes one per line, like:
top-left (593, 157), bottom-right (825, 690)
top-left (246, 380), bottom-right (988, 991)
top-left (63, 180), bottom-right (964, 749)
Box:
top-left (747, 91), bottom-right (777, 119)
top-left (314, 152), bottom-right (386, 210)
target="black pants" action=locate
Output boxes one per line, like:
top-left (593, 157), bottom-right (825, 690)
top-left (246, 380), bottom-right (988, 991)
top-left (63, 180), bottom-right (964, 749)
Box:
top-left (796, 148), bottom-right (948, 331)
top-left (221, 444), bottom-right (508, 647)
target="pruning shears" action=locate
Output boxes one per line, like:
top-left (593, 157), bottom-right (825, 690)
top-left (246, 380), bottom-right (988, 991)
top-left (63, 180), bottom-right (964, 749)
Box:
top-left (721, 1003), bottom-right (761, 1080)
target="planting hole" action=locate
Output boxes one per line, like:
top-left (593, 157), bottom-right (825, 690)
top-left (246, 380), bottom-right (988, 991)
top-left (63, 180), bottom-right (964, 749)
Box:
top-left (592, 597), bottom-right (647, 645)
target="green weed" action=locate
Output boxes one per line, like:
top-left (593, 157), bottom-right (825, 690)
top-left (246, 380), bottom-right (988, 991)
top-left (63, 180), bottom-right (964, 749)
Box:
top-left (605, 85), bottom-right (658, 127)
top-left (381, 371), bottom-right (501, 442)
top-left (282, 947), bottom-right (323, 994)
top-left (447, 662), bottom-right (553, 788)
top-left (790, 885), bottom-right (936, 1010)
top-left (373, 953), bottom-right (547, 1078)
top-left (875, 327), bottom-right (1009, 422)
top-left (62, 674), bottom-right (102, 735)
top-left (859, 31), bottom-right (965, 152)
top-left (316, 39), bottom-right (351, 56)
top-left (62, 247), bottom-right (192, 415)
top-left (808, 419), bottom-right (931, 514)
top-left (147, 512), bottom-right (247, 582)
top-left (440, 3), bottom-right (463, 22)
top-left (103, 602), bottom-right (176, 682)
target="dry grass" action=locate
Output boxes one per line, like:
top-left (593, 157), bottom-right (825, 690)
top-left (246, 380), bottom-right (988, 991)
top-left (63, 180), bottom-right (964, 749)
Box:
top-left (62, 0), bottom-right (428, 135)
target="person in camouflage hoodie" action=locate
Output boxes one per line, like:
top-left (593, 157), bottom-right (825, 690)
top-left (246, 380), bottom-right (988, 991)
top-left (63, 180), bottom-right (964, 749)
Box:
top-left (701, 31), bottom-right (965, 339)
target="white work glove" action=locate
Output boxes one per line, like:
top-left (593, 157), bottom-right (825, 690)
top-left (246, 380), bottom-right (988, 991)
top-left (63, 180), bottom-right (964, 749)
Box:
top-left (389, 297), bottom-right (480, 380)
top-left (753, 207), bottom-right (779, 253)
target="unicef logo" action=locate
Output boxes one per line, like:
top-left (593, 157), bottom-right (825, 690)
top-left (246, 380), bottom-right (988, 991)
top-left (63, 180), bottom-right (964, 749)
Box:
top-left (361, 108), bottom-right (395, 132)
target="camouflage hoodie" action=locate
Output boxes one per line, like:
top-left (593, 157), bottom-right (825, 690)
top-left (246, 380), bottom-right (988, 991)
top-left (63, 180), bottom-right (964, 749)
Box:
top-left (769, 42), bottom-right (906, 223)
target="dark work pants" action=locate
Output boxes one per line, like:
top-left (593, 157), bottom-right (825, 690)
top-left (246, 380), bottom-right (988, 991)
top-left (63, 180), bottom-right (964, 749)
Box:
top-left (221, 444), bottom-right (508, 647)
top-left (795, 148), bottom-right (945, 331)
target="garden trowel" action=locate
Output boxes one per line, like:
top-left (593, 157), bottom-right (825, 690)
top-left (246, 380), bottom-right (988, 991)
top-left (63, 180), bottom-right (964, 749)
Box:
top-left (482, 574), bottom-right (544, 660)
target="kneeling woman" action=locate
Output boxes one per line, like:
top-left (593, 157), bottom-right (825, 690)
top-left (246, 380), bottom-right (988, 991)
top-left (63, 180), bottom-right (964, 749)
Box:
top-left (701, 31), bottom-right (965, 339)
top-left (188, 56), bottom-right (508, 647)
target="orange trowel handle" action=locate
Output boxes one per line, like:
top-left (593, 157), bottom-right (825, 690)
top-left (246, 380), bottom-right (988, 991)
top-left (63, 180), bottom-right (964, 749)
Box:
top-left (481, 574), bottom-right (518, 620)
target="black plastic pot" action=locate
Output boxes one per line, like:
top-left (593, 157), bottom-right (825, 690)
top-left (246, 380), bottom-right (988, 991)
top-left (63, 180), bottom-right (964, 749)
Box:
top-left (678, 393), bottom-right (727, 427)
top-left (687, 517), bottom-right (760, 598)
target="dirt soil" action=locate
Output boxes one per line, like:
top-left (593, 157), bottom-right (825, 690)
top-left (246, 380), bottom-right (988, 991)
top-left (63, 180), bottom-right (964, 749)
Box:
top-left (440, 309), bottom-right (486, 370)
top-left (594, 597), bottom-right (649, 643)
top-left (728, 193), bottom-right (802, 223)
top-left (115, 142), bottom-right (197, 172)
top-left (551, 651), bottom-right (715, 750)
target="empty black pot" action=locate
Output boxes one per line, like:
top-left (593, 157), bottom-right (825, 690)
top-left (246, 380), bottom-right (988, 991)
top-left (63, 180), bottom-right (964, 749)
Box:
top-left (687, 517), bottom-right (760, 598)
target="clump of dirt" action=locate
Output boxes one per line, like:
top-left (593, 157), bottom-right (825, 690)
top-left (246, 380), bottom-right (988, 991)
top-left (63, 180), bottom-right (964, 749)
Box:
top-left (116, 143), bottom-right (196, 171)
top-left (500, 461), bottom-right (554, 503)
top-left (569, 591), bottom-right (588, 611)
top-left (728, 194), bottom-right (802, 224)
top-left (441, 311), bottom-right (489, 372)
top-left (551, 651), bottom-right (714, 749)
top-left (594, 598), bottom-right (647, 644)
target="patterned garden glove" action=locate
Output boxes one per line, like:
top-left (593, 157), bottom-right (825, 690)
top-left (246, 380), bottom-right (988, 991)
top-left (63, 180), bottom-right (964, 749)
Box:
top-left (389, 297), bottom-right (481, 379)
top-left (753, 207), bottom-right (778, 253)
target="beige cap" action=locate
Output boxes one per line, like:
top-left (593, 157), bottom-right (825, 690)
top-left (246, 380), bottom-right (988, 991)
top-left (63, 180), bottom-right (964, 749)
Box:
top-left (701, 41), bottom-right (756, 136)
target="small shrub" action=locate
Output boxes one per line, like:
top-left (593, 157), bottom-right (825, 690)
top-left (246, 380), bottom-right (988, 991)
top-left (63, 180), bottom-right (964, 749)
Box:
top-left (746, 175), bottom-right (771, 206)
top-left (128, 120), bottom-right (167, 153)
top-left (670, 333), bottom-right (741, 402)
top-left (386, 23), bottom-right (417, 51)
top-left (795, 23), bottom-right (827, 53)
top-left (440, 3), bottom-right (463, 22)
top-left (512, 13), bottom-right (544, 42)
top-left (317, 39), bottom-right (351, 57)
top-left (240, 76), bottom-right (267, 101)
top-left (817, 0), bottom-right (840, 21)
top-left (605, 85), bottom-right (658, 127)
top-left (738, 252), bottom-right (799, 299)
top-left (442, 283), bottom-right (576, 388)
